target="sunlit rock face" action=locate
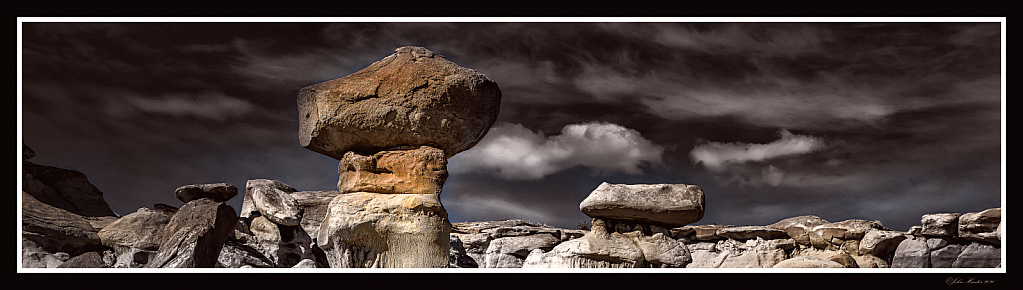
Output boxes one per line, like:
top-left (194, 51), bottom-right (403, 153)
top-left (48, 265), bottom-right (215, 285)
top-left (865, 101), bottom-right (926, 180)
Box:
top-left (297, 46), bottom-right (501, 160)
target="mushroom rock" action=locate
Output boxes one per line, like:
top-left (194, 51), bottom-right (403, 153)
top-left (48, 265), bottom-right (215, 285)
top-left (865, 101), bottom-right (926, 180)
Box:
top-left (580, 182), bottom-right (705, 227)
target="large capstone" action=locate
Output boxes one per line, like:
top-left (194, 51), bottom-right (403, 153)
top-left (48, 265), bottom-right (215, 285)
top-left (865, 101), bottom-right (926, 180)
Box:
top-left (579, 182), bottom-right (704, 227)
top-left (297, 46), bottom-right (501, 159)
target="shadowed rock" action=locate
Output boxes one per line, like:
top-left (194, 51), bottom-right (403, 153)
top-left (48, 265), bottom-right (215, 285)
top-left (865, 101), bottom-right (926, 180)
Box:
top-left (146, 198), bottom-right (238, 268)
top-left (22, 193), bottom-right (103, 257)
top-left (57, 251), bottom-right (109, 268)
top-left (773, 256), bottom-right (845, 268)
top-left (297, 46), bottom-right (501, 159)
top-left (716, 226), bottom-right (788, 241)
top-left (174, 183), bottom-right (238, 203)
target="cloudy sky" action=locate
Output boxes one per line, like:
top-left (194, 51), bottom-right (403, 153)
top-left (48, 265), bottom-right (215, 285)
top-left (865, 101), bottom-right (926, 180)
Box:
top-left (18, 20), bottom-right (1003, 231)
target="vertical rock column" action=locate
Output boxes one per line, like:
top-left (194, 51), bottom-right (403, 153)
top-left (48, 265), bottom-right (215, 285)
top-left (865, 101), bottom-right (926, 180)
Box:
top-left (297, 46), bottom-right (501, 268)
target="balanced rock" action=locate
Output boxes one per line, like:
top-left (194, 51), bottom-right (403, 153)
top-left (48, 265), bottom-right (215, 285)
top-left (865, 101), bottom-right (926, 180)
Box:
top-left (338, 146), bottom-right (448, 195)
top-left (297, 46), bottom-right (502, 159)
top-left (580, 182), bottom-right (705, 227)
top-left (97, 207), bottom-right (172, 267)
top-left (920, 213), bottom-right (960, 238)
top-left (174, 183), bottom-right (238, 203)
top-left (317, 192), bottom-right (451, 268)
top-left (958, 208), bottom-right (1000, 245)
top-left (244, 179), bottom-right (303, 227)
top-left (766, 215), bottom-right (829, 246)
top-left (147, 198), bottom-right (238, 268)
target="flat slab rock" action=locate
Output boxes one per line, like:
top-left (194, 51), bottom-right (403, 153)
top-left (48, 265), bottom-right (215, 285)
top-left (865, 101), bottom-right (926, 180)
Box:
top-left (174, 183), bottom-right (238, 203)
top-left (297, 46), bottom-right (502, 159)
top-left (580, 182), bottom-right (704, 227)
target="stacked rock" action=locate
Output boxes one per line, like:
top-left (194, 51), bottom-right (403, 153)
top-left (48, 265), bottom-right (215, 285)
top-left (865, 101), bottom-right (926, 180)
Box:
top-left (525, 182), bottom-right (704, 268)
top-left (297, 46), bottom-right (501, 268)
top-left (223, 179), bottom-right (323, 268)
top-left (145, 183), bottom-right (239, 268)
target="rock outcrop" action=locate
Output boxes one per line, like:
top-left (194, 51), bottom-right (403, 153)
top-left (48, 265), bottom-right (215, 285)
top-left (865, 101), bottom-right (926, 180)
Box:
top-left (22, 192), bottom-right (103, 257)
top-left (230, 179), bottom-right (323, 268)
top-left (449, 220), bottom-right (573, 268)
top-left (297, 46), bottom-right (502, 160)
top-left (22, 147), bottom-right (117, 218)
top-left (890, 207), bottom-right (1001, 268)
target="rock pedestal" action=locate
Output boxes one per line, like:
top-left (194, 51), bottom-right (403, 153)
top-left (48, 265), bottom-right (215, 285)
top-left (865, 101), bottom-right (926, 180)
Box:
top-left (298, 46), bottom-right (500, 268)
top-left (317, 192), bottom-right (451, 268)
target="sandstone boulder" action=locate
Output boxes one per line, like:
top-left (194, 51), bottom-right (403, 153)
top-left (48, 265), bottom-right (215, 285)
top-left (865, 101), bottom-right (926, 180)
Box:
top-left (317, 192), bottom-right (451, 268)
top-left (716, 226), bottom-right (788, 241)
top-left (827, 252), bottom-right (859, 268)
top-left (97, 207), bottom-right (172, 268)
top-left (174, 183), bottom-right (238, 203)
top-left (297, 46), bottom-right (502, 159)
top-left (773, 256), bottom-right (845, 268)
top-left (580, 182), bottom-right (704, 227)
top-left (766, 215), bottom-right (829, 246)
top-left (891, 236), bottom-right (929, 268)
top-left (958, 208), bottom-right (1000, 245)
top-left (338, 146), bottom-right (447, 195)
top-left (920, 213), bottom-right (960, 238)
top-left (857, 229), bottom-right (906, 257)
top-left (952, 242), bottom-right (1000, 268)
top-left (930, 243), bottom-right (963, 268)
top-left (627, 232), bottom-right (691, 268)
top-left (241, 179), bottom-right (298, 219)
top-left (246, 179), bottom-right (303, 227)
top-left (146, 198), bottom-right (238, 268)
top-left (22, 193), bottom-right (103, 257)
top-left (522, 229), bottom-right (645, 268)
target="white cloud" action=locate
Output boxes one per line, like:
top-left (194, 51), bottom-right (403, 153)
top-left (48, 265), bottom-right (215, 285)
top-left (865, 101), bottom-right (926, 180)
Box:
top-left (448, 122), bottom-right (664, 180)
top-left (690, 129), bottom-right (825, 172)
top-left (112, 92), bottom-right (257, 121)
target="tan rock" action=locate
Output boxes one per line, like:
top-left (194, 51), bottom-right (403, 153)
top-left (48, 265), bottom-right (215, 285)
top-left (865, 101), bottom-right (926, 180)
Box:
top-left (297, 46), bottom-right (501, 159)
top-left (766, 215), bottom-right (829, 246)
top-left (858, 229), bottom-right (906, 256)
top-left (827, 252), bottom-right (859, 268)
top-left (317, 192), bottom-right (451, 268)
top-left (337, 146), bottom-right (448, 195)
top-left (246, 179), bottom-right (303, 227)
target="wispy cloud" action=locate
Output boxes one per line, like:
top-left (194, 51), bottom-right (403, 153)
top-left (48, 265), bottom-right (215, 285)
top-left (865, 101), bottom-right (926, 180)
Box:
top-left (690, 129), bottom-right (825, 172)
top-left (449, 122), bottom-right (664, 180)
top-left (106, 92), bottom-right (257, 121)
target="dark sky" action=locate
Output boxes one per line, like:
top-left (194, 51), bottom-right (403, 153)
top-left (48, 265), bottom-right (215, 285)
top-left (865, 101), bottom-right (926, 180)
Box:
top-left (19, 21), bottom-right (1003, 231)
